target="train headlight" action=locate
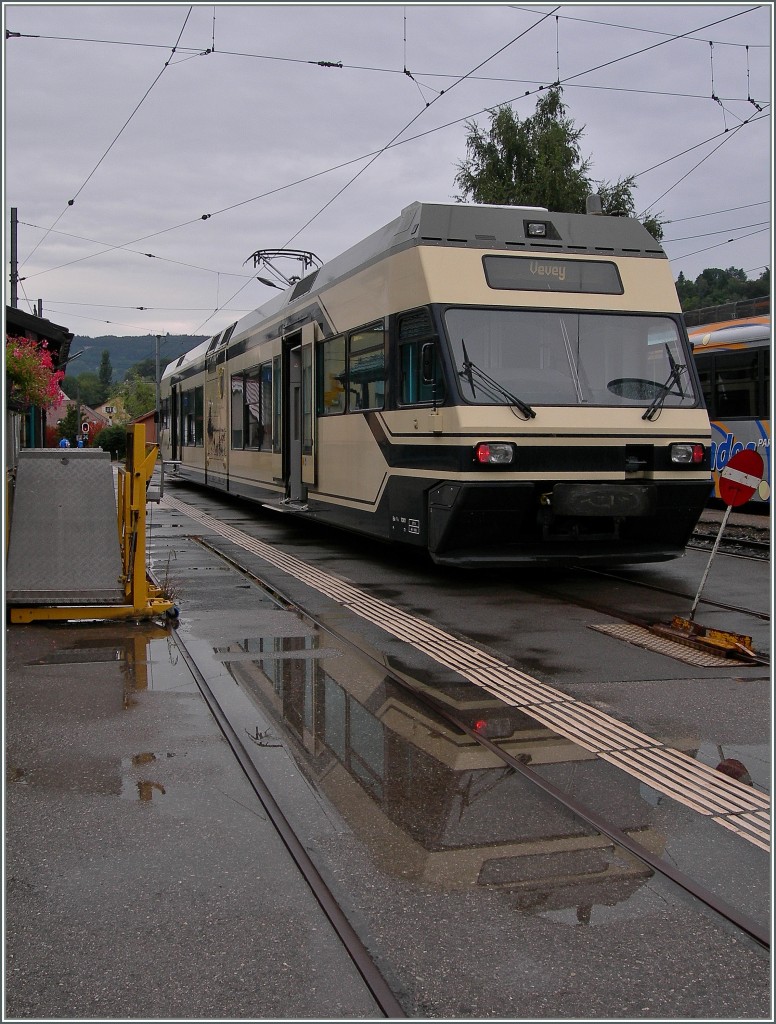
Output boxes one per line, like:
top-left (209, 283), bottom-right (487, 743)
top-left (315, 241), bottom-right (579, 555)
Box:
top-left (474, 442), bottom-right (515, 465)
top-left (671, 443), bottom-right (705, 465)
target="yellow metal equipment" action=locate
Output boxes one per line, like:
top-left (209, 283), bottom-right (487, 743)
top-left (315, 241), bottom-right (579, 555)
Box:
top-left (650, 616), bottom-right (758, 661)
top-left (9, 425), bottom-right (174, 623)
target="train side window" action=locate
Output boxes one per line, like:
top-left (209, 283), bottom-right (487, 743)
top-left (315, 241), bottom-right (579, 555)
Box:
top-left (245, 369), bottom-right (263, 448)
top-left (181, 389), bottom-right (192, 446)
top-left (347, 322), bottom-right (385, 412)
top-left (230, 375), bottom-right (244, 448)
top-left (762, 349), bottom-right (770, 418)
top-left (232, 365), bottom-right (272, 450)
top-left (400, 341), bottom-right (444, 404)
top-left (272, 355), bottom-right (282, 452)
top-left (318, 335), bottom-right (346, 415)
top-left (181, 387), bottom-right (204, 446)
top-left (194, 386), bottom-right (204, 445)
top-left (693, 354), bottom-right (713, 414)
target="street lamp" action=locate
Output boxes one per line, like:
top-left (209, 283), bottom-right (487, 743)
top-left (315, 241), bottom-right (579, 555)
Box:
top-left (58, 348), bottom-right (85, 370)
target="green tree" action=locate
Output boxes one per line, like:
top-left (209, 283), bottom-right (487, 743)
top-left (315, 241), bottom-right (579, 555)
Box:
top-left (454, 86), bottom-right (663, 239)
top-left (95, 424), bottom-right (127, 461)
top-left (674, 267), bottom-right (769, 313)
top-left (119, 373), bottom-right (156, 420)
top-left (63, 370), bottom-right (102, 407)
top-left (125, 357), bottom-right (157, 381)
top-left (56, 405), bottom-right (80, 445)
top-left (98, 349), bottom-right (113, 402)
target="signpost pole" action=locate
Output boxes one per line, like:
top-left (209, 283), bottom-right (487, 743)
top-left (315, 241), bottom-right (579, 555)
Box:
top-left (688, 448), bottom-right (763, 621)
top-left (689, 504), bottom-right (732, 621)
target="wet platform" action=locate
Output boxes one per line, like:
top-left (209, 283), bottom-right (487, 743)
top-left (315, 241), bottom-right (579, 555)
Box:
top-left (4, 499), bottom-right (770, 1019)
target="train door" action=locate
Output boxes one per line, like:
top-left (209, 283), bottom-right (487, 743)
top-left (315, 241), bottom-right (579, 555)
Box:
top-left (283, 323), bottom-right (316, 503)
top-left (301, 322), bottom-right (317, 490)
top-left (285, 339), bottom-right (304, 502)
top-left (205, 354), bottom-right (227, 487)
top-left (169, 385), bottom-right (180, 460)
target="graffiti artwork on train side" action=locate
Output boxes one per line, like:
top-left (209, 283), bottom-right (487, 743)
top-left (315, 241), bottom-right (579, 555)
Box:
top-left (690, 315), bottom-right (770, 508)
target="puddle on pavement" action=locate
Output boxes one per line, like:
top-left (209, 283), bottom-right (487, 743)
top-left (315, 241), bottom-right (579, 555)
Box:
top-left (30, 623), bottom-right (194, 695)
top-left (180, 601), bottom-right (769, 930)
top-left (120, 752), bottom-right (177, 802)
top-left (194, 614), bottom-right (678, 925)
top-left (9, 624), bottom-right (193, 803)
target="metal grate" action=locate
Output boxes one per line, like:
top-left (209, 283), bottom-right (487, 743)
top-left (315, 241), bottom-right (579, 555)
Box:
top-left (589, 622), bottom-right (737, 667)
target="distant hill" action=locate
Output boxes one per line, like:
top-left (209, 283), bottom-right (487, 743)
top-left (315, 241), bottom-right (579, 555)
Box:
top-left (67, 335), bottom-right (206, 380)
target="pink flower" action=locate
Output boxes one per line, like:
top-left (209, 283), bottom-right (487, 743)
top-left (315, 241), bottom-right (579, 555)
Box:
top-left (5, 334), bottom-right (66, 409)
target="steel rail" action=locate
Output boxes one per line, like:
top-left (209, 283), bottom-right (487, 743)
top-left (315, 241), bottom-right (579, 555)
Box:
top-left (167, 621), bottom-right (407, 1020)
top-left (185, 535), bottom-right (770, 953)
top-left (573, 567), bottom-right (770, 623)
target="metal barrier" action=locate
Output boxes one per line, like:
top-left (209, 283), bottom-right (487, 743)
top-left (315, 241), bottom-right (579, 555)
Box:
top-left (8, 424), bottom-right (174, 623)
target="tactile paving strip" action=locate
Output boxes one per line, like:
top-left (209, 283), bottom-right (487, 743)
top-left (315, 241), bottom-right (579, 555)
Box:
top-left (162, 495), bottom-right (770, 851)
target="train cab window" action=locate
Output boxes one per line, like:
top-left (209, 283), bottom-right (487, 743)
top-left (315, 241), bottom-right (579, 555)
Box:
top-left (398, 309), bottom-right (444, 405)
top-left (347, 323), bottom-right (385, 411)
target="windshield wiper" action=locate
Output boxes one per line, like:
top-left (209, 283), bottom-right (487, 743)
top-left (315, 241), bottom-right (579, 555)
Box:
top-left (642, 345), bottom-right (687, 421)
top-left (459, 340), bottom-right (536, 419)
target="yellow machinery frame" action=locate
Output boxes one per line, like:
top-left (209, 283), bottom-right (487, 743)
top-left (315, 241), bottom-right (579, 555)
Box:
top-left (9, 425), bottom-right (174, 623)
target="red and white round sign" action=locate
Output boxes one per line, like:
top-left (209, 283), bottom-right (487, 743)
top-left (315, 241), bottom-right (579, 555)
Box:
top-left (718, 449), bottom-right (764, 507)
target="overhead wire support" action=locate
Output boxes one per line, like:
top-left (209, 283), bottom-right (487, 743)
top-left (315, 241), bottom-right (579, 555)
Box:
top-left (244, 249), bottom-right (322, 287)
top-left (745, 46), bottom-right (763, 111)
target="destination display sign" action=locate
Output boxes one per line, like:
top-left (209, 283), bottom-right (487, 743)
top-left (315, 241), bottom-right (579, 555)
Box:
top-left (483, 255), bottom-right (623, 294)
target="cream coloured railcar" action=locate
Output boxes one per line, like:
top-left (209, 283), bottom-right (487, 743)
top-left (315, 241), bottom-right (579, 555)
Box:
top-left (159, 201), bottom-right (711, 567)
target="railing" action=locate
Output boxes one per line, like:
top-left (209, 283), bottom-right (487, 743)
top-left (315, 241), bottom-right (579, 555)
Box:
top-left (683, 295), bottom-right (770, 328)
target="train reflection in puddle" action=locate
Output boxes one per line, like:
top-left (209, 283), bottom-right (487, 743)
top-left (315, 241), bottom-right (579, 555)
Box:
top-left (212, 624), bottom-right (669, 918)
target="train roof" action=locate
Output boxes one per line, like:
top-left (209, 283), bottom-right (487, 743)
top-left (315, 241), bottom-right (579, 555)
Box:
top-left (688, 316), bottom-right (770, 351)
top-left (163, 201), bottom-right (669, 377)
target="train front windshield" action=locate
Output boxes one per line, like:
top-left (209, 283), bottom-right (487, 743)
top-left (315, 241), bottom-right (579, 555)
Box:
top-left (444, 309), bottom-right (698, 409)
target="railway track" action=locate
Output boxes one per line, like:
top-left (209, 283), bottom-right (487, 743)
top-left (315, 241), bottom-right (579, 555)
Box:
top-left (689, 522), bottom-right (770, 560)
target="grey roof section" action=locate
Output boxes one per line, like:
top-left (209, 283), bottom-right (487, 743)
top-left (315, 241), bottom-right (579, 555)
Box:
top-left (164, 202), bottom-right (667, 377)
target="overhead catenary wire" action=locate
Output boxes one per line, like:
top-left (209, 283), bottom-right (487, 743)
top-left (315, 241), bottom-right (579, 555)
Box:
top-left (17, 8), bottom-right (194, 275)
top-left (192, 5), bottom-right (563, 333)
top-left (9, 6), bottom-right (769, 333)
top-left (12, 9), bottom-right (767, 260)
top-left (193, 4), bottom-right (762, 332)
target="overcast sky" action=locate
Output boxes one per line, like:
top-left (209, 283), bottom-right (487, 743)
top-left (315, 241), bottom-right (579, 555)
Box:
top-left (3, 2), bottom-right (772, 340)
